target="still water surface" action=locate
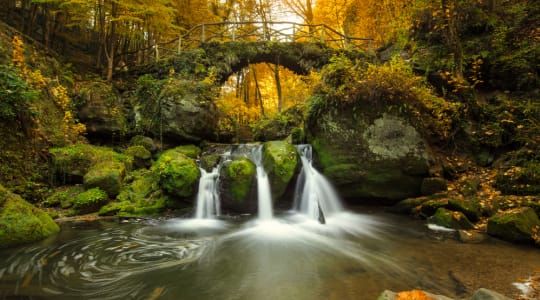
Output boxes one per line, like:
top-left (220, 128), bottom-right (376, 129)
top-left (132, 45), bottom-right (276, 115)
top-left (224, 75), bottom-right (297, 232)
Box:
top-left (1, 209), bottom-right (539, 300)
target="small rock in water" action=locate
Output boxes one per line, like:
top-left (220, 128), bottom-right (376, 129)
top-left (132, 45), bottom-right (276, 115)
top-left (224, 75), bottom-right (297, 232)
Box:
top-left (471, 288), bottom-right (512, 300)
top-left (457, 230), bottom-right (488, 243)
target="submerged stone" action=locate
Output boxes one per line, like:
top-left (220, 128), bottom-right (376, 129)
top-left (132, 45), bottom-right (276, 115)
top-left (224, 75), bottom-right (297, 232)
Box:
top-left (471, 288), bottom-right (512, 300)
top-left (0, 185), bottom-right (59, 248)
top-left (487, 207), bottom-right (540, 244)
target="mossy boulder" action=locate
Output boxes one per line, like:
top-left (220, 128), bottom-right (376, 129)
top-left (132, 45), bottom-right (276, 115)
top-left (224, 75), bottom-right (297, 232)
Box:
top-left (0, 185), bottom-right (59, 248)
top-left (262, 141), bottom-right (298, 200)
top-left (154, 149), bottom-right (200, 198)
top-left (83, 161), bottom-right (126, 198)
top-left (129, 135), bottom-right (157, 153)
top-left (125, 145), bottom-right (152, 169)
top-left (421, 177), bottom-right (447, 196)
top-left (419, 199), bottom-right (448, 217)
top-left (219, 157), bottom-right (256, 213)
top-left (172, 145), bottom-right (202, 159)
top-left (307, 110), bottom-right (431, 202)
top-left (44, 185), bottom-right (85, 208)
top-left (428, 208), bottom-right (475, 230)
top-left (77, 81), bottom-right (127, 140)
top-left (389, 197), bottom-right (428, 214)
top-left (50, 143), bottom-right (133, 184)
top-left (72, 187), bottom-right (109, 214)
top-left (99, 170), bottom-right (170, 216)
top-left (487, 207), bottom-right (540, 244)
top-left (200, 154), bottom-right (221, 172)
top-left (447, 198), bottom-right (482, 222)
top-left (134, 78), bottom-right (218, 143)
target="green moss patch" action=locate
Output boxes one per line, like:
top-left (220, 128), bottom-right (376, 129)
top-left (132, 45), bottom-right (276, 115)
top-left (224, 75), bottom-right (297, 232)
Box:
top-left (83, 161), bottom-right (126, 198)
top-left (487, 207), bottom-right (540, 244)
top-left (428, 208), bottom-right (474, 230)
top-left (72, 187), bottom-right (108, 214)
top-left (154, 149), bottom-right (200, 198)
top-left (262, 141), bottom-right (298, 199)
top-left (227, 158), bottom-right (256, 203)
top-left (0, 185), bottom-right (59, 248)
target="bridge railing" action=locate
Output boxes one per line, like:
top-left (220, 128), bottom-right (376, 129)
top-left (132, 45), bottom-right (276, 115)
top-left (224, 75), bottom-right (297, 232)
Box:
top-left (155, 22), bottom-right (373, 60)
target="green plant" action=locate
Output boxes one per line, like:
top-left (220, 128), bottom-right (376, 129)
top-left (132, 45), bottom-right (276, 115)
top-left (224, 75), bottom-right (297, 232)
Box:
top-left (0, 64), bottom-right (39, 120)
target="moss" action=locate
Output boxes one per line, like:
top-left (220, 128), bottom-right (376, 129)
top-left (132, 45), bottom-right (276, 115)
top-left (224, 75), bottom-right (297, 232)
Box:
top-left (200, 154), bottom-right (221, 172)
top-left (43, 185), bottom-right (85, 208)
top-left (83, 161), bottom-right (126, 197)
top-left (129, 135), bottom-right (157, 153)
top-left (72, 187), bottom-right (108, 214)
top-left (50, 143), bottom-right (133, 184)
top-left (99, 170), bottom-right (170, 217)
top-left (262, 141), bottom-right (298, 199)
top-left (428, 208), bottom-right (474, 230)
top-left (125, 145), bottom-right (152, 169)
top-left (171, 145), bottom-right (202, 159)
top-left (495, 161), bottom-right (540, 195)
top-left (487, 207), bottom-right (540, 244)
top-left (420, 199), bottom-right (448, 217)
top-left (154, 149), bottom-right (200, 198)
top-left (448, 198), bottom-right (482, 222)
top-left (0, 185), bottom-right (59, 248)
top-left (227, 158), bottom-right (256, 203)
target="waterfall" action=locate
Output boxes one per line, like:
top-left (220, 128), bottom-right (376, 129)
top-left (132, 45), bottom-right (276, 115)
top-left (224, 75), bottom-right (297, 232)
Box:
top-left (194, 167), bottom-right (221, 219)
top-left (194, 150), bottom-right (231, 219)
top-left (294, 144), bottom-right (343, 222)
top-left (250, 145), bottom-right (274, 220)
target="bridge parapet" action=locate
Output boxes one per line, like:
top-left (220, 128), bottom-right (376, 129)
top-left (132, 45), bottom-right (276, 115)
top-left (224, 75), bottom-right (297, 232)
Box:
top-left (156, 22), bottom-right (372, 60)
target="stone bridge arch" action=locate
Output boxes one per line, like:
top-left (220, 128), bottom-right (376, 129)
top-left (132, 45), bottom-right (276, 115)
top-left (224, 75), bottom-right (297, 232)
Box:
top-left (127, 41), bottom-right (368, 83)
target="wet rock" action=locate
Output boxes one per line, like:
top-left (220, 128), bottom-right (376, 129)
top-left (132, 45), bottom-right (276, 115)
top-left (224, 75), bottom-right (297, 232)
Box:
top-left (262, 141), bottom-right (298, 200)
top-left (154, 148), bottom-right (200, 198)
top-left (487, 207), bottom-right (540, 244)
top-left (0, 185), bottom-right (59, 248)
top-left (448, 198), bottom-right (482, 222)
top-left (428, 208), bottom-right (475, 230)
top-left (420, 199), bottom-right (449, 217)
top-left (421, 177), bottom-right (447, 196)
top-left (219, 157), bottom-right (256, 213)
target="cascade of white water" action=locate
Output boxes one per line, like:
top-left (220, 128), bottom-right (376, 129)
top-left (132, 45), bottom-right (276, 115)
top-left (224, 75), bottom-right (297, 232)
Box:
top-left (194, 167), bottom-right (221, 219)
top-left (193, 149), bottom-right (231, 219)
top-left (294, 144), bottom-right (343, 221)
top-left (250, 145), bottom-right (274, 220)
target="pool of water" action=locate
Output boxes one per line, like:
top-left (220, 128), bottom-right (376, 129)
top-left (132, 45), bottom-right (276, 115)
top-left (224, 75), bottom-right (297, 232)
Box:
top-left (1, 208), bottom-right (538, 300)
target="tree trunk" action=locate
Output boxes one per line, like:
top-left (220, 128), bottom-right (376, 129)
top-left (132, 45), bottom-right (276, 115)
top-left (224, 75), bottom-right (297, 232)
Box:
top-left (251, 66), bottom-right (265, 117)
top-left (272, 63), bottom-right (283, 112)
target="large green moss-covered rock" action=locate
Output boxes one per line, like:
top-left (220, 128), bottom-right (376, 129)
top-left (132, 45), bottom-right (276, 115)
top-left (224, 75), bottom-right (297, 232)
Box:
top-left (77, 81), bottom-right (127, 139)
top-left (72, 187), bottom-right (109, 214)
top-left (50, 143), bottom-right (133, 184)
top-left (447, 197), bottom-right (482, 222)
top-left (0, 185), bottom-right (59, 248)
top-left (428, 208), bottom-right (474, 230)
top-left (83, 161), bottom-right (126, 197)
top-left (172, 145), bottom-right (202, 159)
top-left (219, 157), bottom-right (256, 213)
top-left (262, 141), bottom-right (298, 200)
top-left (99, 170), bottom-right (170, 216)
top-left (133, 78), bottom-right (218, 143)
top-left (154, 149), bottom-right (200, 198)
top-left (125, 145), bottom-right (152, 169)
top-left (487, 207), bottom-right (540, 244)
top-left (307, 103), bottom-right (431, 202)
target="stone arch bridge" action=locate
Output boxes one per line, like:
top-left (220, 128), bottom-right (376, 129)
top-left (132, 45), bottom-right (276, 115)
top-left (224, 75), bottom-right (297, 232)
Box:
top-left (126, 22), bottom-right (373, 83)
